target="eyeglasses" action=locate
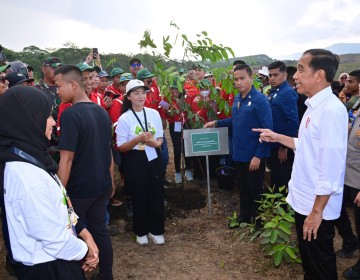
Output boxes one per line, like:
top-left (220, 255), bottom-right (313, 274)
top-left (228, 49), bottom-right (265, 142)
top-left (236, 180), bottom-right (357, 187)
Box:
top-left (120, 75), bottom-right (133, 82)
top-left (131, 63), bottom-right (142, 68)
top-left (341, 76), bottom-right (347, 80)
top-left (0, 77), bottom-right (7, 83)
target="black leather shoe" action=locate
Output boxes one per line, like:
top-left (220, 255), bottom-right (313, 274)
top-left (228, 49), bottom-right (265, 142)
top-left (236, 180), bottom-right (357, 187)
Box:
top-left (337, 237), bottom-right (359, 258)
top-left (343, 260), bottom-right (360, 279)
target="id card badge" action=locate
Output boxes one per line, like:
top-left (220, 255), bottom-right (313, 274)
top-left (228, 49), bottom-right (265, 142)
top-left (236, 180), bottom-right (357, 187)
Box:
top-left (174, 122), bottom-right (182, 132)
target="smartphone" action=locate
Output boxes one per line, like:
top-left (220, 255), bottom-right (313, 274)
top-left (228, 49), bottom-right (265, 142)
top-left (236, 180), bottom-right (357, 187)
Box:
top-left (105, 90), bottom-right (120, 99)
top-left (93, 48), bottom-right (98, 59)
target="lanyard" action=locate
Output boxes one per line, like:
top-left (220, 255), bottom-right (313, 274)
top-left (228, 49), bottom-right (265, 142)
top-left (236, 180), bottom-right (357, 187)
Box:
top-left (131, 108), bottom-right (148, 132)
top-left (8, 146), bottom-right (78, 235)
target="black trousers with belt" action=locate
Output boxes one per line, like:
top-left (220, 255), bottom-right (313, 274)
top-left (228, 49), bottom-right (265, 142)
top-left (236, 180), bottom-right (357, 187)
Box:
top-left (295, 212), bottom-right (337, 280)
top-left (124, 149), bottom-right (165, 236)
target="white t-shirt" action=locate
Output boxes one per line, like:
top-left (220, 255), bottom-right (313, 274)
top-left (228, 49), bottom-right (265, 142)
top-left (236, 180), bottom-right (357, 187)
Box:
top-left (4, 161), bottom-right (88, 265)
top-left (116, 107), bottom-right (163, 161)
top-left (286, 87), bottom-right (348, 220)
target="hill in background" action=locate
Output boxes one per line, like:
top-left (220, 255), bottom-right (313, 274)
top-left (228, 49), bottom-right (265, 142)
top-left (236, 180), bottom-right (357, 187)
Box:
top-left (1, 44), bottom-right (359, 81)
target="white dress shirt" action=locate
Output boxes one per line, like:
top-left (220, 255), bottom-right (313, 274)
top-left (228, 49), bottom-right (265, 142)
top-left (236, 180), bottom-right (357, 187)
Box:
top-left (286, 86), bottom-right (348, 220)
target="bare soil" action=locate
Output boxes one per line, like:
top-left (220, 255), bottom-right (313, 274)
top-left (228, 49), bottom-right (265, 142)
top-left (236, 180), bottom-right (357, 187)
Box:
top-left (0, 133), bottom-right (357, 279)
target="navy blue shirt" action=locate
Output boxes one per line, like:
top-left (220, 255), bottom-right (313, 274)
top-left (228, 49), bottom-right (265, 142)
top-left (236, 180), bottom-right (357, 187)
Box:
top-left (268, 81), bottom-right (299, 150)
top-left (217, 86), bottom-right (272, 162)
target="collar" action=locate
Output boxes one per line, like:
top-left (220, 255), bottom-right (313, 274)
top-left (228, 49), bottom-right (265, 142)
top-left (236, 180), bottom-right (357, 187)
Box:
top-left (305, 86), bottom-right (332, 109)
top-left (239, 86), bottom-right (257, 100)
top-left (269, 81), bottom-right (289, 93)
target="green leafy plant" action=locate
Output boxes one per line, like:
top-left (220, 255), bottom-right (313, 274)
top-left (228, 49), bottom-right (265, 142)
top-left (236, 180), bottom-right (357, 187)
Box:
top-left (138, 22), bottom-right (236, 128)
top-left (229, 186), bottom-right (301, 267)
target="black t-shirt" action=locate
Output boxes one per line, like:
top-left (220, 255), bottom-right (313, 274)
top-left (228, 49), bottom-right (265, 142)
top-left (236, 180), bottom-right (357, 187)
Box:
top-left (59, 102), bottom-right (112, 197)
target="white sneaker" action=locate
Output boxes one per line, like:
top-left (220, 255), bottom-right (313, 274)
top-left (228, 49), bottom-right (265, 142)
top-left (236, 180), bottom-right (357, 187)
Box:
top-left (148, 233), bottom-right (165, 245)
top-left (185, 169), bottom-right (193, 182)
top-left (136, 235), bottom-right (148, 245)
top-left (175, 173), bottom-right (182, 184)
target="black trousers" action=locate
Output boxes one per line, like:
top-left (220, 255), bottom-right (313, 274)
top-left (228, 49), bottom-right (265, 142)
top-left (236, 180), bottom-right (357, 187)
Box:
top-left (71, 189), bottom-right (113, 280)
top-left (295, 212), bottom-right (337, 280)
top-left (16, 259), bottom-right (85, 280)
top-left (124, 150), bottom-right (165, 236)
top-left (335, 186), bottom-right (360, 240)
top-left (268, 148), bottom-right (294, 191)
top-left (234, 160), bottom-right (265, 222)
top-left (169, 123), bottom-right (191, 173)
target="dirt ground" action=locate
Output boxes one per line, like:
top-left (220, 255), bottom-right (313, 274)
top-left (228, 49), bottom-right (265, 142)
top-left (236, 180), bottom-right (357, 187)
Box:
top-left (0, 133), bottom-right (358, 279)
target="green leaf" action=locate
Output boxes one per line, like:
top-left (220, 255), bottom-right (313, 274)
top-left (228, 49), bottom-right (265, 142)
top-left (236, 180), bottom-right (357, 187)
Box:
top-left (182, 34), bottom-right (188, 41)
top-left (264, 221), bottom-right (277, 228)
top-left (273, 251), bottom-right (283, 266)
top-left (220, 49), bottom-right (229, 60)
top-left (260, 237), bottom-right (270, 245)
top-left (283, 213), bottom-right (295, 223)
top-left (272, 243), bottom-right (286, 252)
top-left (202, 31), bottom-right (208, 36)
top-left (239, 232), bottom-right (246, 240)
top-left (278, 222), bottom-right (292, 235)
top-left (224, 102), bottom-right (230, 116)
top-left (270, 229), bottom-right (279, 243)
top-left (285, 247), bottom-right (297, 259)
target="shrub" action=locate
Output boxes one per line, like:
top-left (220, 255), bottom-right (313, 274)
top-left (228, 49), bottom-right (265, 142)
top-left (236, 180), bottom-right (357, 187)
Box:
top-left (229, 186), bottom-right (301, 267)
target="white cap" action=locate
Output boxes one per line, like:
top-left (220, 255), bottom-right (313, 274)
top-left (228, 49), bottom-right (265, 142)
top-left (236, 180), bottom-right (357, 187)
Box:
top-left (258, 66), bottom-right (269, 77)
top-left (125, 79), bottom-right (149, 95)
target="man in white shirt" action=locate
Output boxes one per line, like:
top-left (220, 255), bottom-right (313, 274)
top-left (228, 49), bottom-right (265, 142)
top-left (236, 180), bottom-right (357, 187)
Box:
top-left (254, 49), bottom-right (348, 280)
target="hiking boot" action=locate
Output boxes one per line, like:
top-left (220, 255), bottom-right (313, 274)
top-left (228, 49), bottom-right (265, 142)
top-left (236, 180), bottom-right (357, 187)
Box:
top-left (337, 237), bottom-right (359, 258)
top-left (343, 260), bottom-right (360, 279)
top-left (175, 173), bottom-right (182, 184)
top-left (109, 198), bottom-right (123, 207)
top-left (148, 233), bottom-right (165, 245)
top-left (185, 169), bottom-right (193, 182)
top-left (136, 235), bottom-right (148, 245)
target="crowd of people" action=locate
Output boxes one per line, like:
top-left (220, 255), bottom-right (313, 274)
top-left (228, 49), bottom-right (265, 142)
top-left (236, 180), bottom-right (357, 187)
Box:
top-left (0, 47), bottom-right (359, 279)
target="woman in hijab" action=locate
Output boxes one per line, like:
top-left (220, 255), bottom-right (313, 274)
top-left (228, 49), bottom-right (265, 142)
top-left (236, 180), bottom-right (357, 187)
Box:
top-left (0, 86), bottom-right (99, 279)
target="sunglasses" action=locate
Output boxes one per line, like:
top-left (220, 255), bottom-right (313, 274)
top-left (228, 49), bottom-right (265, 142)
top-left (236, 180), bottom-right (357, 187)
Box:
top-left (120, 75), bottom-right (133, 82)
top-left (341, 76), bottom-right (347, 79)
top-left (131, 63), bottom-right (142, 68)
top-left (0, 76), bottom-right (7, 83)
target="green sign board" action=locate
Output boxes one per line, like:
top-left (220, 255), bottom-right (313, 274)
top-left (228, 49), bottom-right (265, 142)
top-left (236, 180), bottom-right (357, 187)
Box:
top-left (191, 132), bottom-right (220, 153)
top-left (183, 127), bottom-right (228, 157)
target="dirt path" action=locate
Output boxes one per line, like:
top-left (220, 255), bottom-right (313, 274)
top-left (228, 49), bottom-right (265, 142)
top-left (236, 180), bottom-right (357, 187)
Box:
top-left (0, 132), bottom-right (357, 279)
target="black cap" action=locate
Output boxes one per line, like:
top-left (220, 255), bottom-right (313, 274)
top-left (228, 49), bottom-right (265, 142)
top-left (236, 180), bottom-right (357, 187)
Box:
top-left (6, 72), bottom-right (30, 87)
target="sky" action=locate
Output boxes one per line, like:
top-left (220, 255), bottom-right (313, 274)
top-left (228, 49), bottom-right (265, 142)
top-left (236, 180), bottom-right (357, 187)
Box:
top-left (2, 0), bottom-right (359, 60)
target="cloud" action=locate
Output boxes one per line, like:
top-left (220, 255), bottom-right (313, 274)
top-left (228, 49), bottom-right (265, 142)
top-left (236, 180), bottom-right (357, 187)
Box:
top-left (2, 0), bottom-right (359, 60)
